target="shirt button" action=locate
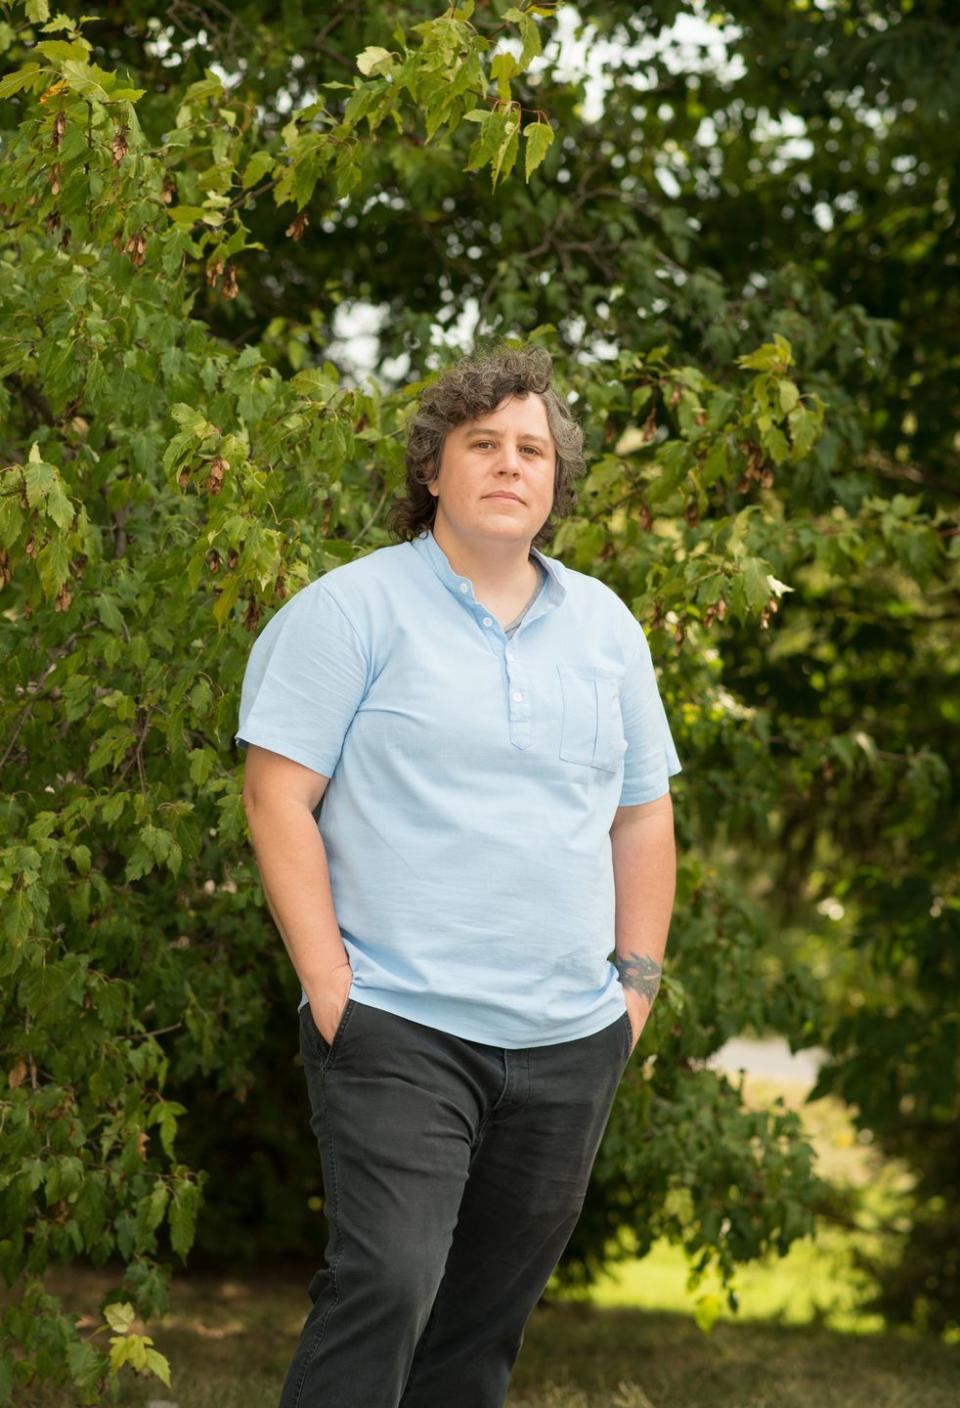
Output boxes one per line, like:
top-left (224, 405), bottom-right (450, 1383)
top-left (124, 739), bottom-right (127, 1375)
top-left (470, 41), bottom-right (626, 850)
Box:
top-left (512, 691), bottom-right (523, 702)
top-left (459, 582), bottom-right (469, 593)
top-left (482, 616), bottom-right (493, 627)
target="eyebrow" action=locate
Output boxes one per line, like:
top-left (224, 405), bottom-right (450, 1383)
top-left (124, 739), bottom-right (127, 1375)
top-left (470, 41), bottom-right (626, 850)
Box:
top-left (466, 427), bottom-right (550, 447)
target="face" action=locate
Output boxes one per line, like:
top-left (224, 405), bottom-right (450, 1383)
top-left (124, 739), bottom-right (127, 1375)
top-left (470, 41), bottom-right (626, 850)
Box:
top-left (426, 393), bottom-right (556, 549)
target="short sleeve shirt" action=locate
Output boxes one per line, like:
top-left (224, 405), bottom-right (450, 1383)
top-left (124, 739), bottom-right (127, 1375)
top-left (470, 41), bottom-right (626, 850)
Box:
top-left (235, 529), bottom-right (682, 1047)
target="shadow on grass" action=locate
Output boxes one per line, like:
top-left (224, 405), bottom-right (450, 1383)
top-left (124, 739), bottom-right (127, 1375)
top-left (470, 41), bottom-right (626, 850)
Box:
top-left (28, 1264), bottom-right (960, 1408)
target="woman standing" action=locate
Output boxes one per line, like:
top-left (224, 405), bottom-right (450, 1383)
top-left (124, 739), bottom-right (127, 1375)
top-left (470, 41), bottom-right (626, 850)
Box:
top-left (235, 343), bottom-right (682, 1408)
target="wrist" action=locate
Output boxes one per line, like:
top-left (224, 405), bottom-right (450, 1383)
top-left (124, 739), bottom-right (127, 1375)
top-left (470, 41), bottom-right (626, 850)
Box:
top-left (615, 949), bottom-right (662, 1008)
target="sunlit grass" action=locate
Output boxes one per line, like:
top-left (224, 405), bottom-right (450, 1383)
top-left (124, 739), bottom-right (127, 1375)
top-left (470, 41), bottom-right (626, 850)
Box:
top-left (576, 1071), bottom-right (914, 1337)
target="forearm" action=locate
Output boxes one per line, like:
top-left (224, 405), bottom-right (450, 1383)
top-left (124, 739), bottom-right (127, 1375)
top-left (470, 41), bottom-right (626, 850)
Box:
top-left (610, 806), bottom-right (677, 1018)
top-left (243, 795), bottom-right (350, 992)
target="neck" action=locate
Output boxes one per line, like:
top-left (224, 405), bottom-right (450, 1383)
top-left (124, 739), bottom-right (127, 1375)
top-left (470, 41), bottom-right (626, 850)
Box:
top-left (430, 518), bottom-right (539, 596)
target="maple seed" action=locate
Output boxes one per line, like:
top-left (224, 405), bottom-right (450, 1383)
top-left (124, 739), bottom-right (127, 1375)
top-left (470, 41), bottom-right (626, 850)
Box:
top-left (222, 265), bottom-right (239, 299)
top-left (124, 231), bottom-right (147, 267)
top-left (52, 110), bottom-right (67, 148)
top-left (112, 129), bottom-right (129, 166)
top-left (48, 163), bottom-right (61, 196)
top-left (55, 585), bottom-right (73, 613)
top-left (286, 211), bottom-right (309, 240)
top-left (161, 176), bottom-right (176, 204)
top-left (204, 456), bottom-right (229, 493)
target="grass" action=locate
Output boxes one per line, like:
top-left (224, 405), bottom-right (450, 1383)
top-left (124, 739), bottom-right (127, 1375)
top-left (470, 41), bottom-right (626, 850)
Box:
top-left (584, 1068), bottom-right (915, 1337)
top-left (28, 1069), bottom-right (960, 1407)
top-left (30, 1266), bottom-right (960, 1408)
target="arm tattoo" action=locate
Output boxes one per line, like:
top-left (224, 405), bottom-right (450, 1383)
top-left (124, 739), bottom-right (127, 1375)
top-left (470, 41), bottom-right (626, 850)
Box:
top-left (615, 950), bottom-right (662, 1007)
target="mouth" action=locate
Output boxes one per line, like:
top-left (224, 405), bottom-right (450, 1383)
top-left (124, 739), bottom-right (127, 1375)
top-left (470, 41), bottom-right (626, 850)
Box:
top-left (485, 493), bottom-right (522, 503)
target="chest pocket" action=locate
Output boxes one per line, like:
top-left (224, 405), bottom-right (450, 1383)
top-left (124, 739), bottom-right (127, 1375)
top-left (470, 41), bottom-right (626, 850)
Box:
top-left (556, 664), bottom-right (627, 773)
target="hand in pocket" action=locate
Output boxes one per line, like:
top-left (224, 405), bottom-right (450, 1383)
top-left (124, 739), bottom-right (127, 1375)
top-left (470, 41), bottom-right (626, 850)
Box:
top-left (307, 965), bottom-right (354, 1046)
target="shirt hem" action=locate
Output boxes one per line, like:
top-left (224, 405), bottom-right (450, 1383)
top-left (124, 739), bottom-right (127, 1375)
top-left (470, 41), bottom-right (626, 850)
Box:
top-left (310, 987), bottom-right (629, 1049)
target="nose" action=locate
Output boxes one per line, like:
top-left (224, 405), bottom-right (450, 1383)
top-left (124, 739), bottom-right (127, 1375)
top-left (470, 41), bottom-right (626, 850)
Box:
top-left (496, 441), bottom-right (523, 473)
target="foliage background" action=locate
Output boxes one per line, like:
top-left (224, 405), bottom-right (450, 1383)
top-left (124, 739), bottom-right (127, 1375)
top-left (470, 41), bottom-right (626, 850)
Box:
top-left (1, 0), bottom-right (957, 1401)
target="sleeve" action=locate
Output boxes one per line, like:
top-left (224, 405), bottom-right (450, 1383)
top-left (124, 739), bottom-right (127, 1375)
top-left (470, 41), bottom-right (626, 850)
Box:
top-left (234, 581), bottom-right (370, 778)
top-left (617, 624), bottom-right (683, 806)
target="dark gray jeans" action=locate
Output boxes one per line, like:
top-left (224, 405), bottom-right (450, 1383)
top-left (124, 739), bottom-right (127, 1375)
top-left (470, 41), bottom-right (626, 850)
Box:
top-left (279, 996), bottom-right (633, 1408)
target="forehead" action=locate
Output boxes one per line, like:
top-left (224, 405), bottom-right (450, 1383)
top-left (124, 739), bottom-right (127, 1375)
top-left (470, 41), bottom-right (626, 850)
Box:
top-left (457, 395), bottom-right (552, 443)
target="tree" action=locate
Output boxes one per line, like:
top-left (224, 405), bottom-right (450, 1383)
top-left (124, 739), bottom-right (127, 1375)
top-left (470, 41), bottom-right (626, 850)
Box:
top-left (1, 0), bottom-right (956, 1399)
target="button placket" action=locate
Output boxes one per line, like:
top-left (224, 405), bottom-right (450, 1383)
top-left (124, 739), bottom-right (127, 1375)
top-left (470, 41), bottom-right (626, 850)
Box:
top-left (505, 651), bottom-right (531, 748)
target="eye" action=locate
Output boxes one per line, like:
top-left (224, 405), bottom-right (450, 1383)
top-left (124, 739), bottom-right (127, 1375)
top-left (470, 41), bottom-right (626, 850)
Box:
top-left (471, 441), bottom-right (541, 453)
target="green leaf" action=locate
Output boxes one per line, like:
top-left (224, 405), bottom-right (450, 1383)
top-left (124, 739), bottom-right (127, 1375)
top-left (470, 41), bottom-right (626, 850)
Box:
top-left (0, 63), bottom-right (42, 99)
top-left (763, 427), bottom-right (790, 464)
top-left (144, 1347), bottom-right (171, 1386)
top-left (242, 149), bottom-right (275, 189)
top-left (103, 1301), bottom-right (136, 1335)
top-left (523, 120), bottom-right (553, 180)
top-left (787, 405), bottom-right (821, 459)
top-left (464, 109), bottom-right (506, 173)
top-left (37, 536), bottom-right (71, 598)
top-left (741, 556), bottom-right (772, 613)
top-left (491, 51), bottom-right (518, 102)
top-left (168, 1181), bottom-right (201, 1258)
top-left (736, 334), bottom-right (794, 373)
top-left (60, 58), bottom-right (112, 101)
top-left (36, 39), bottom-right (89, 62)
top-left (45, 477), bottom-right (75, 529)
top-left (778, 379), bottom-right (800, 414)
top-left (356, 46), bottom-right (394, 77)
top-left (491, 118), bottom-right (520, 190)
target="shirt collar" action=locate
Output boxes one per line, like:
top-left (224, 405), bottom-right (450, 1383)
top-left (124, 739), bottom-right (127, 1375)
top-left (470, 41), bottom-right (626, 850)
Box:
top-left (410, 527), bottom-right (567, 611)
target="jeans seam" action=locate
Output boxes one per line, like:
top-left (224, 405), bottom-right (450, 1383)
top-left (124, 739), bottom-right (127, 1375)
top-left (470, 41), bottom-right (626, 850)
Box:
top-left (619, 1007), bottom-right (633, 1063)
top-left (293, 1090), bottom-right (343, 1407)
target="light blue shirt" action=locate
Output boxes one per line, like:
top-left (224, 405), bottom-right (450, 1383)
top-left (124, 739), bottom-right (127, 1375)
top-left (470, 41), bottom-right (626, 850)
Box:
top-left (235, 528), bottom-right (682, 1047)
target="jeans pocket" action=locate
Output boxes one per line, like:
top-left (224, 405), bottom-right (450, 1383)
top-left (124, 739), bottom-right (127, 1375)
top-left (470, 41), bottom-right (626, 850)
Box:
top-left (301, 997), bottom-right (355, 1070)
top-left (557, 665), bottom-right (627, 773)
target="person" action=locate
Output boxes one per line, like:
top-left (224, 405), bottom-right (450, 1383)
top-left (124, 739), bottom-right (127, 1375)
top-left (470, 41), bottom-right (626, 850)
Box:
top-left (234, 343), bottom-right (682, 1408)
